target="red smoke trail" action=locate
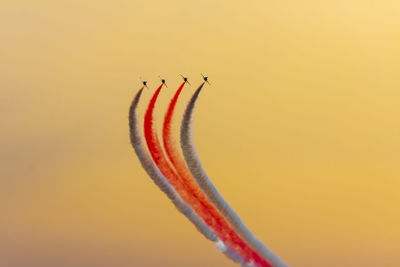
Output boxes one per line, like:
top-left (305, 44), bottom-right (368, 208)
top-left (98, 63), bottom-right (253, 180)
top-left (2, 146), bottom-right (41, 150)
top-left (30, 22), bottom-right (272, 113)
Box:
top-left (144, 83), bottom-right (272, 267)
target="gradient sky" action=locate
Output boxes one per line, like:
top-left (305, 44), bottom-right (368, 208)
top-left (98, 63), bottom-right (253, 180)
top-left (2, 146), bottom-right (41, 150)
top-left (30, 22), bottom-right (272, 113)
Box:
top-left (1, 1), bottom-right (400, 266)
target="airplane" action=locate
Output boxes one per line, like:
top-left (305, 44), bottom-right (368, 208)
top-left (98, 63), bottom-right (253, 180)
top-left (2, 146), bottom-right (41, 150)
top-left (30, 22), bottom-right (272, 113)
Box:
top-left (158, 76), bottom-right (168, 88)
top-left (180, 74), bottom-right (191, 85)
top-left (201, 73), bottom-right (210, 85)
top-left (140, 77), bottom-right (148, 88)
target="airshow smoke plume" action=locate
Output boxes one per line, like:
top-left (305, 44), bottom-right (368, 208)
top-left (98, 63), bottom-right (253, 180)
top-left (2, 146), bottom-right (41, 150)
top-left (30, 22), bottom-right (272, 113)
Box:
top-left (129, 78), bottom-right (288, 267)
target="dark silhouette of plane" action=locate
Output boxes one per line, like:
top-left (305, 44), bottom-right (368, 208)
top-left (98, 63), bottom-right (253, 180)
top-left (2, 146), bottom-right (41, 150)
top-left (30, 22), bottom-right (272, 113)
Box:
top-left (159, 76), bottom-right (168, 88)
top-left (140, 77), bottom-right (148, 88)
top-left (180, 74), bottom-right (191, 85)
top-left (201, 73), bottom-right (210, 85)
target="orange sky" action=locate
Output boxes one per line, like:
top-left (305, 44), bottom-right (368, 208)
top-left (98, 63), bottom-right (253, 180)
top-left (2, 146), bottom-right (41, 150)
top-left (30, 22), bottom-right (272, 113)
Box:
top-left (1, 1), bottom-right (400, 266)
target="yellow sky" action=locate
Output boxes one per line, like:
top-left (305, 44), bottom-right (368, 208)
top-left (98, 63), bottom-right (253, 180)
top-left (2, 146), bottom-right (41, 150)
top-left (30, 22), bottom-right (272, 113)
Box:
top-left (1, 1), bottom-right (400, 266)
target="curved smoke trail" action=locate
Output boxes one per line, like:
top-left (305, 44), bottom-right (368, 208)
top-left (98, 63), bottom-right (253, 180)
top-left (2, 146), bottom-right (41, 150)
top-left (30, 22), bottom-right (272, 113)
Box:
top-left (128, 86), bottom-right (217, 241)
top-left (128, 86), bottom-right (245, 265)
top-left (144, 83), bottom-right (272, 267)
top-left (162, 81), bottom-right (249, 265)
top-left (180, 85), bottom-right (289, 267)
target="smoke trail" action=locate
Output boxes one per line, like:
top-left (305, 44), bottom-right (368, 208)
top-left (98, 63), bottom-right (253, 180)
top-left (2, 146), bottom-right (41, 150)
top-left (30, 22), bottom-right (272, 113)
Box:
top-left (128, 86), bottom-right (246, 265)
top-left (144, 83), bottom-right (272, 267)
top-left (215, 240), bottom-right (247, 265)
top-left (180, 85), bottom-right (289, 267)
top-left (162, 82), bottom-right (247, 266)
top-left (128, 86), bottom-right (217, 241)
top-left (162, 81), bottom-right (196, 178)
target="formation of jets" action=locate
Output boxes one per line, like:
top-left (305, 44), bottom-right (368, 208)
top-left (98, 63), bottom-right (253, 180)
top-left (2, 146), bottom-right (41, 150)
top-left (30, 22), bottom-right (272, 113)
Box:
top-left (140, 74), bottom-right (210, 88)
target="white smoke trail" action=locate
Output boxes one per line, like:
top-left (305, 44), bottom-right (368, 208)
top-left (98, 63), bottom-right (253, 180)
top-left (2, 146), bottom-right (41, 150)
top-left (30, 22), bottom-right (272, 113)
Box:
top-left (129, 87), bottom-right (246, 265)
top-left (180, 85), bottom-right (290, 267)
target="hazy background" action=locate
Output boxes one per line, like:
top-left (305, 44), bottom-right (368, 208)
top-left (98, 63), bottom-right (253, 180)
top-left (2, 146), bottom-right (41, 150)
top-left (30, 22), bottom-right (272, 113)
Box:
top-left (1, 1), bottom-right (399, 266)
